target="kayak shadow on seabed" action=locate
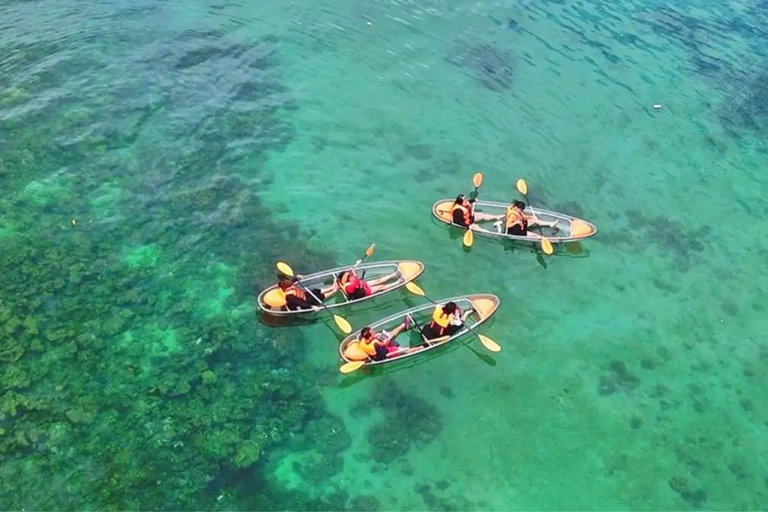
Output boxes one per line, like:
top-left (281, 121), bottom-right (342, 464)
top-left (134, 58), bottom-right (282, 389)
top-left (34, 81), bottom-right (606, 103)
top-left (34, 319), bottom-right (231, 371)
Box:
top-left (256, 309), bottom-right (318, 328)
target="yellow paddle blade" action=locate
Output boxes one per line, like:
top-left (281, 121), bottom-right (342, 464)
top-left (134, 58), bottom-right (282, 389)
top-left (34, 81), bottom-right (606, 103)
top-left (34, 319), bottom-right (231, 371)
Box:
top-left (334, 315), bottom-right (352, 334)
top-left (473, 172), bottom-right (483, 188)
top-left (479, 334), bottom-right (501, 352)
top-left (405, 282), bottom-right (425, 297)
top-left (276, 261), bottom-right (294, 277)
top-left (340, 361), bottom-right (365, 374)
top-left (541, 237), bottom-right (554, 255)
top-left (364, 244), bottom-right (375, 258)
top-left (516, 178), bottom-right (528, 196)
top-left (463, 228), bottom-right (474, 247)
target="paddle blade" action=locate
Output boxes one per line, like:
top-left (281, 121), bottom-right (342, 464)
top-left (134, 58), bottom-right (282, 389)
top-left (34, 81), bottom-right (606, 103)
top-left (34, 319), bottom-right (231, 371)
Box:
top-left (405, 282), bottom-right (425, 297)
top-left (473, 172), bottom-right (483, 188)
top-left (463, 228), bottom-right (474, 247)
top-left (276, 261), bottom-right (294, 277)
top-left (479, 334), bottom-right (501, 352)
top-left (516, 179), bottom-right (528, 196)
top-left (334, 315), bottom-right (352, 334)
top-left (340, 361), bottom-right (365, 374)
top-left (541, 237), bottom-right (554, 255)
top-left (364, 244), bottom-right (375, 258)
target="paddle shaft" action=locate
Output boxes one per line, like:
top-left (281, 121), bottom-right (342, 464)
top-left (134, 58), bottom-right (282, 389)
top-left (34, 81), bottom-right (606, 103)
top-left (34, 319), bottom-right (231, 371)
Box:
top-left (352, 246), bottom-right (374, 278)
top-left (520, 192), bottom-right (547, 251)
top-left (294, 277), bottom-right (332, 313)
top-left (405, 311), bottom-right (432, 345)
top-left (419, 293), bottom-right (483, 340)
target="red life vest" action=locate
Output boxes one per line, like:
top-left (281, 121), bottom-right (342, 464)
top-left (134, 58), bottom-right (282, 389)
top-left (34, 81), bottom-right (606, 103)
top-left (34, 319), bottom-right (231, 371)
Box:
top-left (341, 272), bottom-right (371, 297)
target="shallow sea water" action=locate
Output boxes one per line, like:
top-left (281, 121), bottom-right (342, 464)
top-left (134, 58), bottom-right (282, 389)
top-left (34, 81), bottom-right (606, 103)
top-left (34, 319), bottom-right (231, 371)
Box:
top-left (1, 0), bottom-right (768, 510)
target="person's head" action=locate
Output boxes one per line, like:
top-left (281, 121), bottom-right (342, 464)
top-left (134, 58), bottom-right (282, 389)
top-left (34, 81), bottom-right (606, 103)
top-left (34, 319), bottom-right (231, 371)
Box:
top-left (454, 194), bottom-right (468, 206)
top-left (335, 271), bottom-right (349, 285)
top-left (510, 200), bottom-right (526, 211)
top-left (277, 274), bottom-right (295, 290)
top-left (360, 327), bottom-right (374, 340)
top-left (443, 301), bottom-right (459, 315)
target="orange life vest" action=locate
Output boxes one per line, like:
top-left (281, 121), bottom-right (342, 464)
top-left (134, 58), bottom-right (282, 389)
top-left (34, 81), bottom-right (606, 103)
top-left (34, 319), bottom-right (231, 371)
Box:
top-left (451, 202), bottom-right (472, 226)
top-left (280, 284), bottom-right (306, 301)
top-left (506, 207), bottom-right (526, 230)
top-left (358, 336), bottom-right (378, 356)
top-left (429, 305), bottom-right (459, 336)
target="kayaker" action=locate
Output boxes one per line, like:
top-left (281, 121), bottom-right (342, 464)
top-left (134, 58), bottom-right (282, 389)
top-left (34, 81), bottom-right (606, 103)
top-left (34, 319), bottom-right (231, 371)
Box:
top-left (335, 264), bottom-right (401, 300)
top-left (502, 200), bottom-right (559, 237)
top-left (450, 194), bottom-right (504, 229)
top-left (420, 301), bottom-right (475, 341)
top-left (276, 274), bottom-right (338, 311)
top-left (358, 316), bottom-right (412, 361)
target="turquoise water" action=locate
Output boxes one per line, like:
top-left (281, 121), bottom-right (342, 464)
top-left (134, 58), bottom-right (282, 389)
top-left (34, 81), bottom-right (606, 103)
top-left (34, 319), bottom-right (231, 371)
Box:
top-left (2, 0), bottom-right (768, 509)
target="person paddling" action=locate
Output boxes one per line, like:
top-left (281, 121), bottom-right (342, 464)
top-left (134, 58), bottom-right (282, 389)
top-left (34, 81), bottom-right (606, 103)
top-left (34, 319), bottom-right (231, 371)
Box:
top-left (450, 194), bottom-right (504, 230)
top-left (419, 301), bottom-right (475, 341)
top-left (500, 200), bottom-right (558, 237)
top-left (276, 274), bottom-right (338, 311)
top-left (358, 316), bottom-right (413, 361)
top-left (336, 266), bottom-right (401, 300)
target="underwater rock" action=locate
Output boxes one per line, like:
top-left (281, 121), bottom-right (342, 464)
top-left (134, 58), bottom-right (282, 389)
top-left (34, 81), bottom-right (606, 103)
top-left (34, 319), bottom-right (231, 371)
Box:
top-left (233, 439), bottom-right (261, 468)
top-left (201, 370), bottom-right (218, 385)
top-left (366, 382), bottom-right (443, 463)
top-left (1, 366), bottom-right (31, 390)
top-left (597, 359), bottom-right (640, 396)
top-left (445, 43), bottom-right (515, 92)
top-left (349, 494), bottom-right (380, 511)
top-left (0, 338), bottom-right (24, 363)
top-left (65, 406), bottom-right (95, 424)
top-left (403, 143), bottom-right (434, 161)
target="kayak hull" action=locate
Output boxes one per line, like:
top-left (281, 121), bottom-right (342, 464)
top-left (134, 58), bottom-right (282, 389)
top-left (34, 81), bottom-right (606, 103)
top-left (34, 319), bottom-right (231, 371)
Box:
top-left (431, 199), bottom-right (597, 243)
top-left (338, 293), bottom-right (500, 367)
top-left (257, 260), bottom-right (425, 316)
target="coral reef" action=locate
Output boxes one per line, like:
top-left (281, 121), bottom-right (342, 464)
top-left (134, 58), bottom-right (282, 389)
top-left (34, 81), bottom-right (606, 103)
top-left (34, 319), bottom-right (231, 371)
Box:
top-left (362, 381), bottom-right (443, 463)
top-left (0, 21), bottom-right (349, 510)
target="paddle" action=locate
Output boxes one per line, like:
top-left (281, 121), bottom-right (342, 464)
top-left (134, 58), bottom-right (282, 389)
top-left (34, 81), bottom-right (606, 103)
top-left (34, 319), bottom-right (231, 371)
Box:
top-left (463, 172), bottom-right (483, 248)
top-left (353, 243), bottom-right (375, 279)
top-left (340, 361), bottom-right (365, 374)
top-left (515, 179), bottom-right (554, 256)
top-left (472, 172), bottom-right (483, 190)
top-left (275, 262), bottom-right (352, 334)
top-left (404, 282), bottom-right (501, 352)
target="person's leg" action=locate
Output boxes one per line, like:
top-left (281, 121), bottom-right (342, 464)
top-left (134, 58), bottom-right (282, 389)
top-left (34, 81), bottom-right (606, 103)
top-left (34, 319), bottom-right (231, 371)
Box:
top-left (347, 287), bottom-right (366, 300)
top-left (373, 344), bottom-right (388, 361)
top-left (367, 271), bottom-right (400, 287)
top-left (307, 289), bottom-right (326, 305)
top-left (319, 281), bottom-right (338, 297)
top-left (526, 215), bottom-right (559, 229)
top-left (367, 282), bottom-right (396, 294)
top-left (419, 323), bottom-right (439, 344)
top-left (387, 318), bottom-right (410, 340)
top-left (473, 212), bottom-right (505, 222)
